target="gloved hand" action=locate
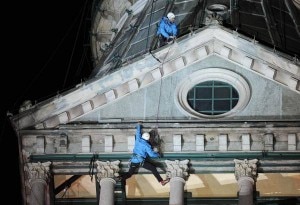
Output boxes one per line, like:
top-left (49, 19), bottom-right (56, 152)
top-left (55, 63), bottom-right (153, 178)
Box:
top-left (167, 36), bottom-right (176, 43)
top-left (167, 36), bottom-right (175, 43)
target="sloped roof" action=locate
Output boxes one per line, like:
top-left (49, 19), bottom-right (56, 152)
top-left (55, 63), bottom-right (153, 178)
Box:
top-left (89, 0), bottom-right (300, 79)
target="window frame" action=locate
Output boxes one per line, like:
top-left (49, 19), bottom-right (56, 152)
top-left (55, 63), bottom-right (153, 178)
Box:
top-left (175, 68), bottom-right (251, 119)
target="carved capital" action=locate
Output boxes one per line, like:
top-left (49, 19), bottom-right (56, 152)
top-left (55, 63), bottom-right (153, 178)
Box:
top-left (25, 161), bottom-right (51, 183)
top-left (96, 160), bottom-right (120, 181)
top-left (234, 159), bottom-right (258, 181)
top-left (165, 159), bottom-right (189, 179)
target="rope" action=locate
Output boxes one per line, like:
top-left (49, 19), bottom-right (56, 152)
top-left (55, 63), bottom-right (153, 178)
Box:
top-left (11, 1), bottom-right (88, 111)
top-left (88, 153), bottom-right (97, 182)
top-left (63, 0), bottom-right (89, 88)
top-left (154, 42), bottom-right (175, 128)
top-left (146, 0), bottom-right (157, 51)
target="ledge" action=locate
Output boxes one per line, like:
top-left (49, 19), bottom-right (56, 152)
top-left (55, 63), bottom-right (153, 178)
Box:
top-left (29, 151), bottom-right (300, 174)
top-left (30, 151), bottom-right (300, 162)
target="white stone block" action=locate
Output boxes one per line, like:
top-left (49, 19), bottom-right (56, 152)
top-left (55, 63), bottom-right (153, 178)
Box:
top-left (220, 46), bottom-right (231, 58)
top-left (257, 64), bottom-right (276, 79)
top-left (184, 46), bottom-right (207, 65)
top-left (163, 58), bottom-right (185, 74)
top-left (288, 133), bottom-right (296, 151)
top-left (116, 83), bottom-right (129, 97)
top-left (264, 133), bottom-right (274, 151)
top-left (173, 57), bottom-right (185, 70)
top-left (44, 116), bottom-right (60, 128)
top-left (105, 135), bottom-right (113, 152)
top-left (219, 134), bottom-right (228, 151)
top-left (151, 68), bottom-right (162, 80)
top-left (82, 135), bottom-right (91, 153)
top-left (128, 136), bottom-right (135, 152)
top-left (68, 105), bottom-right (84, 119)
top-left (173, 134), bottom-right (182, 151)
top-left (242, 134), bottom-right (251, 151)
top-left (195, 46), bottom-right (208, 58)
top-left (105, 90), bottom-right (116, 102)
top-left (184, 50), bottom-right (199, 65)
top-left (162, 62), bottom-right (174, 74)
top-left (82, 101), bottom-right (93, 113)
top-left (128, 79), bottom-right (139, 92)
top-left (91, 94), bottom-right (107, 108)
top-left (275, 72), bottom-right (298, 90)
top-left (196, 134), bottom-right (205, 151)
top-left (36, 136), bottom-right (45, 154)
top-left (58, 112), bottom-right (69, 124)
top-left (242, 56), bottom-right (253, 69)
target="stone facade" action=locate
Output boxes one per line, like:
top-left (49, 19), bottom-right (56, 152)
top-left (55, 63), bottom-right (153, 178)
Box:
top-left (9, 0), bottom-right (300, 204)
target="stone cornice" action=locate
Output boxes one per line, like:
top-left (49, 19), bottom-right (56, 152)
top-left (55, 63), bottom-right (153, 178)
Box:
top-left (29, 152), bottom-right (300, 174)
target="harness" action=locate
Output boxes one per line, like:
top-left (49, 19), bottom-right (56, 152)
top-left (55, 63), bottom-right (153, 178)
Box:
top-left (129, 153), bottom-right (145, 167)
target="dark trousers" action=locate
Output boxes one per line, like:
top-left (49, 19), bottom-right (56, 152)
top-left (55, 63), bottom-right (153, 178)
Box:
top-left (122, 160), bottom-right (163, 182)
top-left (158, 35), bottom-right (173, 48)
top-left (158, 35), bottom-right (167, 47)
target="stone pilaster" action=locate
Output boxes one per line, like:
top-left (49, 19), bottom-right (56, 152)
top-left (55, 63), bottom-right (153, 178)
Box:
top-left (96, 160), bottom-right (120, 205)
top-left (165, 159), bottom-right (189, 205)
top-left (24, 161), bottom-right (51, 205)
top-left (234, 159), bottom-right (258, 205)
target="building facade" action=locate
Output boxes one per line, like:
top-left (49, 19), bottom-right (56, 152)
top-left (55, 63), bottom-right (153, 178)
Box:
top-left (10, 0), bottom-right (300, 204)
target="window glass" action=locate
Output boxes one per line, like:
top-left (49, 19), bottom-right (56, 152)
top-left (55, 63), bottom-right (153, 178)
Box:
top-left (54, 175), bottom-right (96, 198)
top-left (187, 81), bottom-right (239, 116)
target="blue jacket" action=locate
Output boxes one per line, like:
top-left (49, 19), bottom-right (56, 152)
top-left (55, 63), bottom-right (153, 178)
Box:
top-left (130, 124), bottom-right (160, 163)
top-left (157, 17), bottom-right (178, 39)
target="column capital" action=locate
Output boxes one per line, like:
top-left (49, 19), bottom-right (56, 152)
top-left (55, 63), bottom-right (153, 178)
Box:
top-left (165, 159), bottom-right (189, 179)
top-left (24, 161), bottom-right (51, 183)
top-left (96, 160), bottom-right (120, 182)
top-left (234, 159), bottom-right (258, 181)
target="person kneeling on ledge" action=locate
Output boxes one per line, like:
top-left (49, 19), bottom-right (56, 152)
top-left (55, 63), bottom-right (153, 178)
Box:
top-left (157, 12), bottom-right (178, 47)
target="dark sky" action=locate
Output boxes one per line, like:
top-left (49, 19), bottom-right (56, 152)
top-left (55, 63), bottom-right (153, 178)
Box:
top-left (2, 1), bottom-right (93, 203)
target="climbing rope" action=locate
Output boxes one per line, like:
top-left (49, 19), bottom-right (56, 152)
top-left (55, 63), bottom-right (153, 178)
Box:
top-left (146, 0), bottom-right (157, 51)
top-left (88, 153), bottom-right (98, 182)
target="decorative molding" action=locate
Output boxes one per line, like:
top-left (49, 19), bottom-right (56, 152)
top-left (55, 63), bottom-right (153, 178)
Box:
top-left (24, 161), bottom-right (51, 183)
top-left (96, 160), bottom-right (120, 181)
top-left (165, 159), bottom-right (189, 179)
top-left (234, 159), bottom-right (258, 181)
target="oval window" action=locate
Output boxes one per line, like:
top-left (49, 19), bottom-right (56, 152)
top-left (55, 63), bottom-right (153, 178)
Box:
top-left (175, 68), bottom-right (251, 119)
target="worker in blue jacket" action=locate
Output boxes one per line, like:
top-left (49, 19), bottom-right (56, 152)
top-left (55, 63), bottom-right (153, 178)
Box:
top-left (120, 122), bottom-right (169, 186)
top-left (157, 12), bottom-right (178, 47)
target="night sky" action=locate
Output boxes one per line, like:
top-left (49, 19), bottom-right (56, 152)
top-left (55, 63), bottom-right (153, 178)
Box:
top-left (2, 1), bottom-right (93, 203)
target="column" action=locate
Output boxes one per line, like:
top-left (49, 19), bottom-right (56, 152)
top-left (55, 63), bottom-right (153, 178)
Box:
top-left (24, 161), bottom-right (51, 205)
top-left (165, 159), bottom-right (189, 205)
top-left (234, 159), bottom-right (258, 205)
top-left (96, 160), bottom-right (120, 205)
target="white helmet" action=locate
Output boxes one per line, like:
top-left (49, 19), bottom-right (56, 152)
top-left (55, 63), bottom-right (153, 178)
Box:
top-left (167, 12), bottom-right (175, 20)
top-left (142, 132), bottom-right (150, 140)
